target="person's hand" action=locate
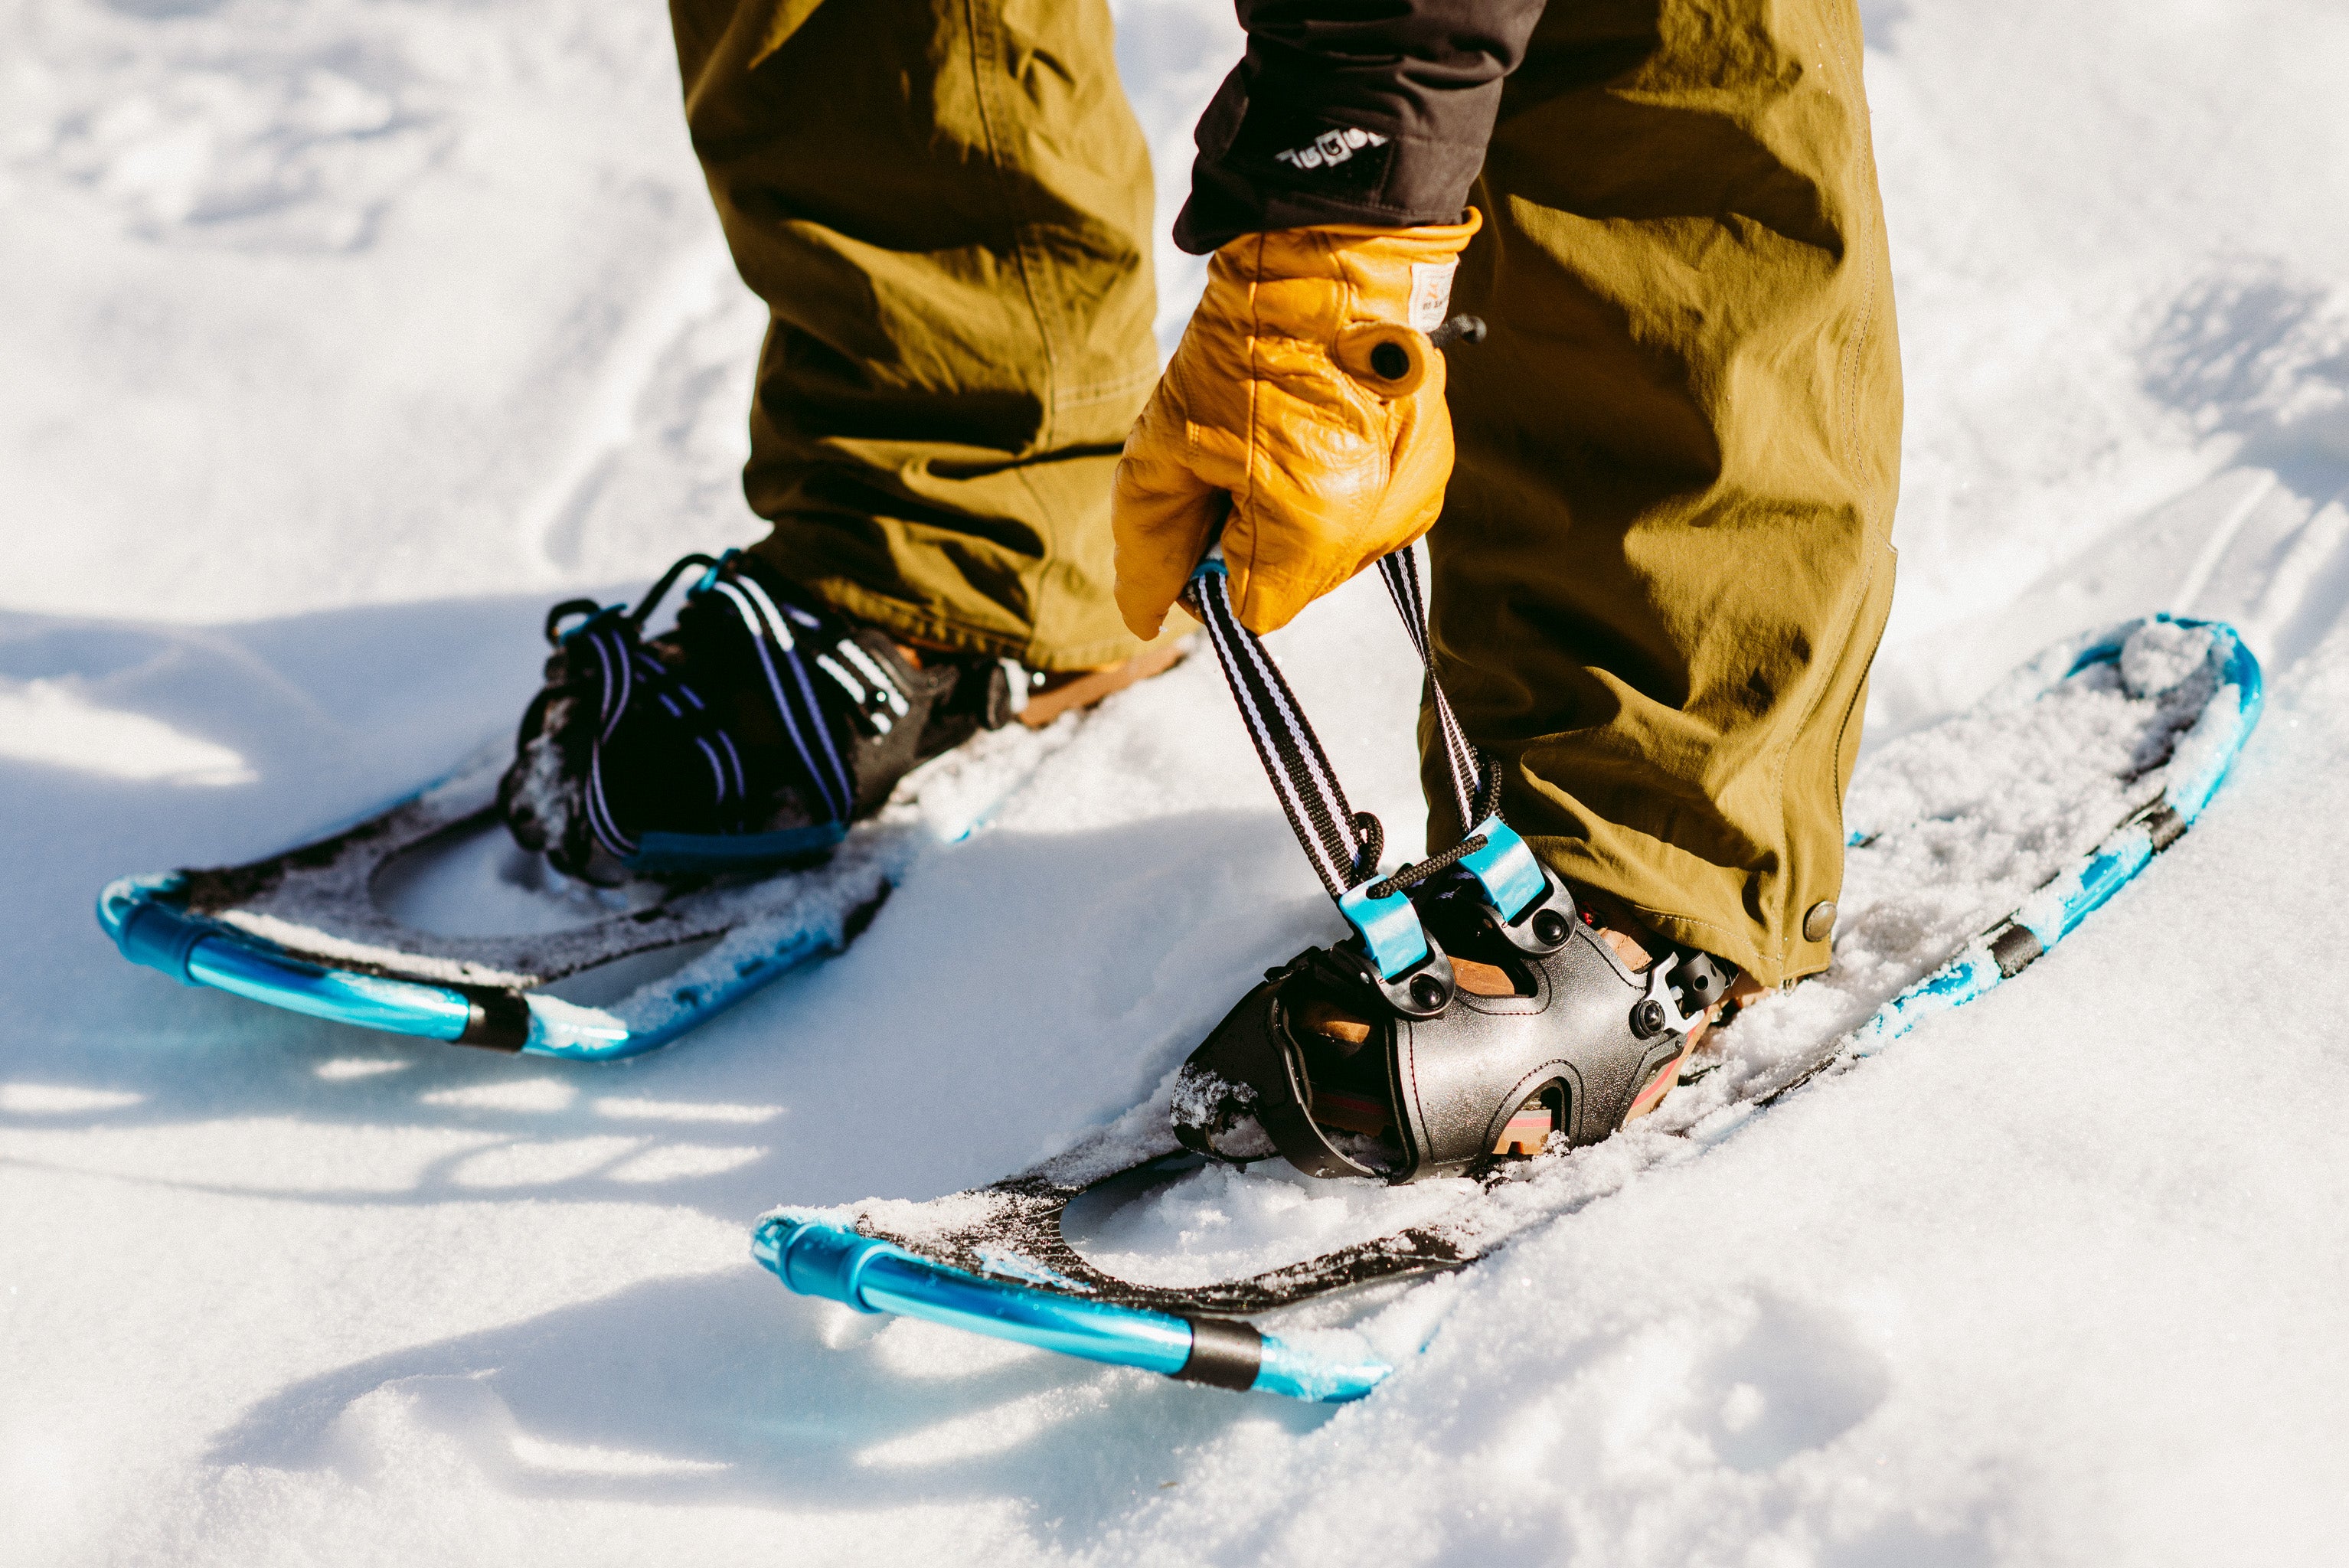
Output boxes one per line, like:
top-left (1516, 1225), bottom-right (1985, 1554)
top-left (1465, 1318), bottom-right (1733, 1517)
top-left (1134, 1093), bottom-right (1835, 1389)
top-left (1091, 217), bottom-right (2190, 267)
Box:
top-left (1111, 212), bottom-right (1480, 638)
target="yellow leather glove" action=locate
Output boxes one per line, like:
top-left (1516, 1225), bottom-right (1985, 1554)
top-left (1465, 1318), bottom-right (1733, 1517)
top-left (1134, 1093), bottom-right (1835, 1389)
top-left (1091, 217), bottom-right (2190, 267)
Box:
top-left (1111, 211), bottom-right (1481, 638)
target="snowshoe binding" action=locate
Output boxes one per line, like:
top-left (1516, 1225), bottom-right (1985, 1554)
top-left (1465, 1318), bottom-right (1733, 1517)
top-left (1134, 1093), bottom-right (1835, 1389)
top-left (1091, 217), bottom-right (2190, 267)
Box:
top-left (93, 549), bottom-right (1181, 1059)
top-left (1168, 550), bottom-right (1738, 1181)
top-left (1172, 882), bottom-right (1739, 1183)
top-left (500, 550), bottom-right (1028, 884)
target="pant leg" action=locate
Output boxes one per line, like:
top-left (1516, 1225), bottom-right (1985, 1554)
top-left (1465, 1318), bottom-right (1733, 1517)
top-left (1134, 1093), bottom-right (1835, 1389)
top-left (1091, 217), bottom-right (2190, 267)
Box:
top-left (1431, 0), bottom-right (1902, 986)
top-left (670, 0), bottom-right (1159, 670)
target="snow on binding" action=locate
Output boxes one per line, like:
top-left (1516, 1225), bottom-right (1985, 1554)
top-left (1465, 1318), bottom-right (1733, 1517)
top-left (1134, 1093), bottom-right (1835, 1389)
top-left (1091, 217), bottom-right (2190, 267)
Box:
top-left (752, 599), bottom-right (2262, 1403)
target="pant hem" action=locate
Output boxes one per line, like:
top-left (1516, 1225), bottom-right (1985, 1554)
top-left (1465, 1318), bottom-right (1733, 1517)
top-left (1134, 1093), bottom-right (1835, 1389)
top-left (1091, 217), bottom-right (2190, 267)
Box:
top-left (779, 572), bottom-right (1146, 672)
top-left (1521, 834), bottom-right (1828, 990)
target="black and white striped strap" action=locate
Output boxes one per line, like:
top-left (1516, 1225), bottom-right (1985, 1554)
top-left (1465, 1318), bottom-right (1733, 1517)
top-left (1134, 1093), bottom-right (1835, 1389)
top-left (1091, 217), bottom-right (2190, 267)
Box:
top-left (574, 619), bottom-right (753, 861)
top-left (563, 554), bottom-right (884, 864)
top-left (1375, 548), bottom-right (1482, 835)
top-left (706, 573), bottom-right (858, 825)
top-left (1189, 562), bottom-right (1384, 901)
top-left (1188, 544), bottom-right (1491, 900)
top-left (1187, 541), bottom-right (1563, 965)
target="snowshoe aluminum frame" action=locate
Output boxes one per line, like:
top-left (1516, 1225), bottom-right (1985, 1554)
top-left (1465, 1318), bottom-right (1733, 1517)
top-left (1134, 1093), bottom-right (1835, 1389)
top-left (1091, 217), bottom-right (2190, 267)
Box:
top-left (96, 753), bottom-right (907, 1060)
top-left (755, 1146), bottom-right (1416, 1403)
top-left (755, 616), bottom-right (2263, 1401)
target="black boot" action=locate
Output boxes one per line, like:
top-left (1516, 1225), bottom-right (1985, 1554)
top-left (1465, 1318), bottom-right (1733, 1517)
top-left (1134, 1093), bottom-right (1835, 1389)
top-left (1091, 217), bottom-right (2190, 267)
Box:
top-left (499, 551), bottom-right (1021, 884)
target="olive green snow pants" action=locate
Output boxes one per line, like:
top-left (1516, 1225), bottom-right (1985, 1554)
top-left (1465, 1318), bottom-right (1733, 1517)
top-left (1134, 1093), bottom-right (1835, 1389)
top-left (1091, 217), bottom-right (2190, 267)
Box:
top-left (668, 0), bottom-right (1902, 985)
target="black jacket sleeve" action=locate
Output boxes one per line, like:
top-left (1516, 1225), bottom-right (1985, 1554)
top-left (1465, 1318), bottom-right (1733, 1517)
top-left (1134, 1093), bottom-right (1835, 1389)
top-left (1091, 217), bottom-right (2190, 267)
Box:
top-left (1173, 0), bottom-right (1550, 254)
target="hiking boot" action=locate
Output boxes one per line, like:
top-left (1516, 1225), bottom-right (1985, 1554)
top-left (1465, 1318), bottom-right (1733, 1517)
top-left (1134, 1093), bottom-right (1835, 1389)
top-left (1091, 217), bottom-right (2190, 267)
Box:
top-left (499, 550), bottom-right (1181, 883)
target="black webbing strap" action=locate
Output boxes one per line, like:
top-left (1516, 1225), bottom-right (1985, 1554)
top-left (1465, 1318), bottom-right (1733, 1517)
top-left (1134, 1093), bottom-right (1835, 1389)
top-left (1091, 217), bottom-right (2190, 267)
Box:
top-left (1191, 563), bottom-right (1384, 900)
top-left (707, 573), bottom-right (857, 825)
top-left (1374, 548), bottom-right (1483, 834)
top-left (573, 616), bottom-right (753, 861)
top-left (1189, 544), bottom-right (1495, 907)
top-left (557, 554), bottom-right (869, 863)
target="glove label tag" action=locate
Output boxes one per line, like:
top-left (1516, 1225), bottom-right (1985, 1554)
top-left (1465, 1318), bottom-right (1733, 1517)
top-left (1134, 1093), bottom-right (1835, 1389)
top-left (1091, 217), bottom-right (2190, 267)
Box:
top-left (1408, 262), bottom-right (1457, 332)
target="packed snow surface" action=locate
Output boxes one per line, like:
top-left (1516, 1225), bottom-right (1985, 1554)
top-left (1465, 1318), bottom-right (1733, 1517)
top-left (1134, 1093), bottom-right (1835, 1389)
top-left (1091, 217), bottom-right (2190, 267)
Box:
top-left (7, 2), bottom-right (2349, 1564)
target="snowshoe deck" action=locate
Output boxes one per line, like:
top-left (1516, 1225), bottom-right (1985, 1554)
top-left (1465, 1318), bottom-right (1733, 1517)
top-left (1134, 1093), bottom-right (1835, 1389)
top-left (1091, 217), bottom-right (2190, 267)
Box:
top-left (753, 616), bottom-right (2264, 1401)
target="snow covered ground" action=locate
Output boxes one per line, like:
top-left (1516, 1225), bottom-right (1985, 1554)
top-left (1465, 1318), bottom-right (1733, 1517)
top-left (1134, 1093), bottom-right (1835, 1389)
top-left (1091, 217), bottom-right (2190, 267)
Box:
top-left (5, 1), bottom-right (2349, 1562)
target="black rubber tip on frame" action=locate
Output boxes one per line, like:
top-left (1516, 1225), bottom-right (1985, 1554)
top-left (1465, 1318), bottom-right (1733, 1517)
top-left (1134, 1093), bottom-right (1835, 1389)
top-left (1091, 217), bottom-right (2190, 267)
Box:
top-left (457, 988), bottom-right (531, 1052)
top-left (1171, 1316), bottom-right (1264, 1392)
top-left (1988, 923), bottom-right (2044, 980)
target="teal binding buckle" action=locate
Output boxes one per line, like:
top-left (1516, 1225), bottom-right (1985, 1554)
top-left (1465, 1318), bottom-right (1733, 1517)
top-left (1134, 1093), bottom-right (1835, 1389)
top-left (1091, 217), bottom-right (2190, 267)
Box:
top-left (1338, 881), bottom-right (1431, 979)
top-left (1457, 815), bottom-right (1547, 923)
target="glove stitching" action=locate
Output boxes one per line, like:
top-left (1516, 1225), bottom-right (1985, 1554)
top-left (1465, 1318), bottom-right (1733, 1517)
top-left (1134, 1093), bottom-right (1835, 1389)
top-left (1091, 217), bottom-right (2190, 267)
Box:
top-left (1238, 232), bottom-right (1268, 630)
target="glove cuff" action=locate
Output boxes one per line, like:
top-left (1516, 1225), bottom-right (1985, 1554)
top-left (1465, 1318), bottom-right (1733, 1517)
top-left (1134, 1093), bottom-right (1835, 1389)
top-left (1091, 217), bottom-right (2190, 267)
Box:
top-left (1209, 208), bottom-right (1482, 337)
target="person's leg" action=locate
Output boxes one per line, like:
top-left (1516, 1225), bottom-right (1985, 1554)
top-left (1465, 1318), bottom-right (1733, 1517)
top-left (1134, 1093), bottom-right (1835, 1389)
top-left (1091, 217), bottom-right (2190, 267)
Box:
top-left (670, 0), bottom-right (1158, 671)
top-left (1432, 0), bottom-right (1902, 987)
